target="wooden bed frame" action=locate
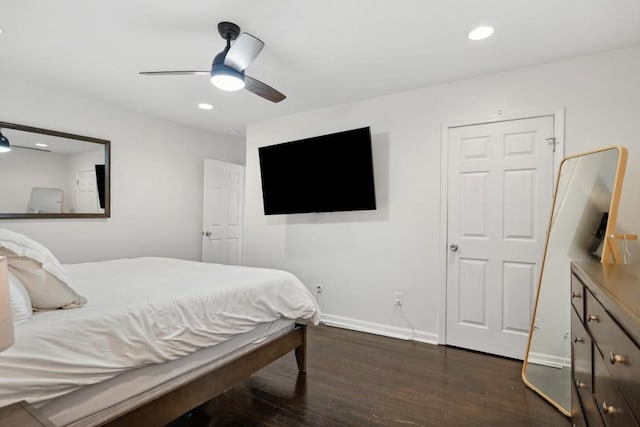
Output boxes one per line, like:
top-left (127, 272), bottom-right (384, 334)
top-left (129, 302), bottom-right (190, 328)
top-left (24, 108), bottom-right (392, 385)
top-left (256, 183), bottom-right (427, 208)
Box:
top-left (89, 323), bottom-right (307, 427)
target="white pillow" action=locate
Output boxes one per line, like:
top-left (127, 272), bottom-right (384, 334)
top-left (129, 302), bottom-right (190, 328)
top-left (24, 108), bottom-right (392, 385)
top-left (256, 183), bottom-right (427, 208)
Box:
top-left (0, 229), bottom-right (87, 310)
top-left (8, 272), bottom-right (32, 324)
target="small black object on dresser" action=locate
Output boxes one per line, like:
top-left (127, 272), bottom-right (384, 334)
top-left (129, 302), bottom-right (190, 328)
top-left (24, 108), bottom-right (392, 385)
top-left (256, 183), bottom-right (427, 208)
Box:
top-left (571, 261), bottom-right (640, 427)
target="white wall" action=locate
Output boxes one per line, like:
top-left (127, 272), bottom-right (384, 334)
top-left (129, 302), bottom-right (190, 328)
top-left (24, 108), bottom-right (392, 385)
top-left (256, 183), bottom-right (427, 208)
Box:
top-left (244, 45), bottom-right (640, 342)
top-left (0, 74), bottom-right (245, 263)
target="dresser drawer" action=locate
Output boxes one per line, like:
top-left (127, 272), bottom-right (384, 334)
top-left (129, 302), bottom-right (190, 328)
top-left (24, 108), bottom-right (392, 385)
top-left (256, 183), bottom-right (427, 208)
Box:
top-left (572, 382), bottom-right (588, 427)
top-left (571, 387), bottom-right (589, 427)
top-left (572, 310), bottom-right (601, 426)
top-left (586, 290), bottom-right (640, 420)
top-left (571, 273), bottom-right (585, 320)
top-left (593, 353), bottom-right (638, 426)
top-left (572, 311), bottom-right (592, 396)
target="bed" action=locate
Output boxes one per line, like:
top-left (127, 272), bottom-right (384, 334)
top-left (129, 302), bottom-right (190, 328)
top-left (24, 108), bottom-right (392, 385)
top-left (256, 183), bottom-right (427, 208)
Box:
top-left (0, 230), bottom-right (320, 427)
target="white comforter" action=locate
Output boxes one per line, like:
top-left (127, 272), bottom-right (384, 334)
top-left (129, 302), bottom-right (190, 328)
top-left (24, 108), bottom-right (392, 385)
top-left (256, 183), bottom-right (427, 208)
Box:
top-left (0, 257), bottom-right (320, 405)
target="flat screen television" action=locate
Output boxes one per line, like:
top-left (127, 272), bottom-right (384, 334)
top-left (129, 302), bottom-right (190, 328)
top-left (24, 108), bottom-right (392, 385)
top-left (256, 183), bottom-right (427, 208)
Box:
top-left (258, 127), bottom-right (376, 215)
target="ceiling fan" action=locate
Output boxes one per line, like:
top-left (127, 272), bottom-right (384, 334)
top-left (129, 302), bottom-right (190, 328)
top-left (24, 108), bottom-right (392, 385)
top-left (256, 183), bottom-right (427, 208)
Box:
top-left (140, 21), bottom-right (285, 103)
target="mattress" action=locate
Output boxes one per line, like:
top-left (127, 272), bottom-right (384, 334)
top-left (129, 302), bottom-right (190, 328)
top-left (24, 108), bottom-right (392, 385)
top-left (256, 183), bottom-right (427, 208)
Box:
top-left (35, 319), bottom-right (295, 427)
top-left (0, 257), bottom-right (320, 407)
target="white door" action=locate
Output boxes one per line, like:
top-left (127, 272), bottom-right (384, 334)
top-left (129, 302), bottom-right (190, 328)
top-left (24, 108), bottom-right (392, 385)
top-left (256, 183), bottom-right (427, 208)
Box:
top-left (446, 116), bottom-right (555, 359)
top-left (76, 170), bottom-right (99, 213)
top-left (202, 158), bottom-right (245, 265)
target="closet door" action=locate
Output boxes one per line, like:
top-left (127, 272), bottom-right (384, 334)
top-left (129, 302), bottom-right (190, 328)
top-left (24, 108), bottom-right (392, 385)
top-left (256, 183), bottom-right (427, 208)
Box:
top-left (446, 116), bottom-right (554, 359)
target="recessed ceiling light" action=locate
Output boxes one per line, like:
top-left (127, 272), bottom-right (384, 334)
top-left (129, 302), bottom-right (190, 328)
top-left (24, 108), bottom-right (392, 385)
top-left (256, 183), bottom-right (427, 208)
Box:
top-left (198, 103), bottom-right (213, 110)
top-left (0, 28), bottom-right (4, 35)
top-left (35, 143), bottom-right (48, 148)
top-left (468, 26), bottom-right (494, 41)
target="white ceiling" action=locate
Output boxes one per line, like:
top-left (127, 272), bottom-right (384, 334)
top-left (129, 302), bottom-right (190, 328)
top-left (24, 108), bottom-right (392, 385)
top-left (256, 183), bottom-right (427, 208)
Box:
top-left (3, 128), bottom-right (103, 155)
top-left (2, 1), bottom-right (639, 136)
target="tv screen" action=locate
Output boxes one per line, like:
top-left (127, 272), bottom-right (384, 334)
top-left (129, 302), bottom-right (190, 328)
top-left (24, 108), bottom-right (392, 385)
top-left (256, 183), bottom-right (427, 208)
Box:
top-left (258, 127), bottom-right (376, 215)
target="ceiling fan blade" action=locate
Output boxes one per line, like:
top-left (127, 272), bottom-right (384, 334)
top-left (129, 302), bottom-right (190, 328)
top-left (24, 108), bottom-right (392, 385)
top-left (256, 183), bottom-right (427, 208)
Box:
top-left (244, 75), bottom-right (286, 103)
top-left (139, 71), bottom-right (210, 76)
top-left (224, 33), bottom-right (265, 71)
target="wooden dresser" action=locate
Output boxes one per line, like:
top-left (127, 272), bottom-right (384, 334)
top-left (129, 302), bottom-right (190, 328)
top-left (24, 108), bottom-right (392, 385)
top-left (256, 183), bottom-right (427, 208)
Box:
top-left (571, 261), bottom-right (640, 427)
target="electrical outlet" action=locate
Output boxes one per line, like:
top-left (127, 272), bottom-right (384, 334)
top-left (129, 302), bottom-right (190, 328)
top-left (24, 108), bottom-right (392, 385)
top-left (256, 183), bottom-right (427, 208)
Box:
top-left (316, 284), bottom-right (324, 294)
top-left (393, 291), bottom-right (403, 307)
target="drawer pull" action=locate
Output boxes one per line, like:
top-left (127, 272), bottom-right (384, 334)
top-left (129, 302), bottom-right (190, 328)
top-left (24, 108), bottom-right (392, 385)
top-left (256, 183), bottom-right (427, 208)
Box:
top-left (609, 352), bottom-right (626, 365)
top-left (575, 380), bottom-right (586, 389)
top-left (602, 401), bottom-right (616, 414)
top-left (571, 292), bottom-right (582, 299)
top-left (573, 336), bottom-right (584, 343)
top-left (587, 314), bottom-right (599, 322)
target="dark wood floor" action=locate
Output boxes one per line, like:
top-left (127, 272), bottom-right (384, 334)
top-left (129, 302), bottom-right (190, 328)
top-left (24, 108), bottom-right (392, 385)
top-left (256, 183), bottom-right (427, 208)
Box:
top-left (171, 325), bottom-right (570, 427)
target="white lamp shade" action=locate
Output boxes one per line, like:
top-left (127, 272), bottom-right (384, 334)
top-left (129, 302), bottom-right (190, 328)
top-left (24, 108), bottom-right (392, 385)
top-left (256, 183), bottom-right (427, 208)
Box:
top-left (210, 73), bottom-right (245, 91)
top-left (0, 256), bottom-right (14, 351)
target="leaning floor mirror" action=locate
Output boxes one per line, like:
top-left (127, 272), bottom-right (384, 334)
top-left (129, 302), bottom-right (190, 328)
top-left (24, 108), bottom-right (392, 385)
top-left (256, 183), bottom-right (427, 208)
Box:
top-left (521, 146), bottom-right (628, 415)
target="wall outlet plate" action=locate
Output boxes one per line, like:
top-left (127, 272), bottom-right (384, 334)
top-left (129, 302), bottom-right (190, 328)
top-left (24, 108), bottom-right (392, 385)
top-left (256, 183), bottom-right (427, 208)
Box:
top-left (393, 291), bottom-right (403, 306)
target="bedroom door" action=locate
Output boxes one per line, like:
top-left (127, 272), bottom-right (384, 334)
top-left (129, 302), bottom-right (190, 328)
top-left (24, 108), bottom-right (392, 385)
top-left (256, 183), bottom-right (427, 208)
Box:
top-left (446, 116), bottom-right (555, 360)
top-left (202, 158), bottom-right (245, 265)
top-left (76, 169), bottom-right (100, 213)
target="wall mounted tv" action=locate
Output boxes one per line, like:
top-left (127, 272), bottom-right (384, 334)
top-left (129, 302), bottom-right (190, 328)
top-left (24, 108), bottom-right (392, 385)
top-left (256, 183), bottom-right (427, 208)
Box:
top-left (258, 127), bottom-right (376, 215)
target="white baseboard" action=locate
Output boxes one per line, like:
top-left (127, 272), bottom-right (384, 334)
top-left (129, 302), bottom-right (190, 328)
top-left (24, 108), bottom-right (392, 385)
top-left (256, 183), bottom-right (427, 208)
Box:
top-left (320, 313), bottom-right (439, 345)
top-left (528, 351), bottom-right (571, 369)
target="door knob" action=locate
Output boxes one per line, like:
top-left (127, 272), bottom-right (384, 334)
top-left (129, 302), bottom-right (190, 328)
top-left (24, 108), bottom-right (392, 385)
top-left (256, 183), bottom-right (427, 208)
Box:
top-left (449, 243), bottom-right (458, 252)
top-left (203, 231), bottom-right (212, 237)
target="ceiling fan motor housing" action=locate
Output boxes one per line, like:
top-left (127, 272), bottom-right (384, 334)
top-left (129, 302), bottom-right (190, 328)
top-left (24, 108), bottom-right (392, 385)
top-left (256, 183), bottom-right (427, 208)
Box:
top-left (211, 62), bottom-right (245, 79)
top-left (210, 48), bottom-right (245, 91)
top-left (211, 50), bottom-right (245, 80)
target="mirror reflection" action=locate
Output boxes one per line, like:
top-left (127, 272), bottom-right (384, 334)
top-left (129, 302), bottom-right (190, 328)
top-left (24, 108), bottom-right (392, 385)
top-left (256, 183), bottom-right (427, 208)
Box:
top-left (0, 123), bottom-right (110, 218)
top-left (522, 147), bottom-right (627, 414)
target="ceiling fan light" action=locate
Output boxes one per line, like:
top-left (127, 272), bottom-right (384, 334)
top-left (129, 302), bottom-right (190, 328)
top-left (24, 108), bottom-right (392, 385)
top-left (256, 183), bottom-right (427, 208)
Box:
top-left (0, 131), bottom-right (11, 153)
top-left (210, 64), bottom-right (245, 92)
top-left (211, 74), bottom-right (245, 92)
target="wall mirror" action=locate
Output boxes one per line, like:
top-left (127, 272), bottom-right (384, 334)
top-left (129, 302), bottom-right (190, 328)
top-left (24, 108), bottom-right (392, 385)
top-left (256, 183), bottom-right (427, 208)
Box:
top-left (0, 122), bottom-right (110, 219)
top-left (522, 146), bottom-right (628, 415)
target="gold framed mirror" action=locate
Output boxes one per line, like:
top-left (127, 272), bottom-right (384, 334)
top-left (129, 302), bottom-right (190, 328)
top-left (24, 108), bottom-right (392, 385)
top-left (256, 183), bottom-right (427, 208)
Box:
top-left (521, 146), bottom-right (628, 415)
top-left (0, 122), bottom-right (110, 219)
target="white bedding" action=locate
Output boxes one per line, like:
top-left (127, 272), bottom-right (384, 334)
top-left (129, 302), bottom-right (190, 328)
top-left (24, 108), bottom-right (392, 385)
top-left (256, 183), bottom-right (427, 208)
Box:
top-left (37, 320), bottom-right (295, 427)
top-left (0, 257), bottom-right (320, 406)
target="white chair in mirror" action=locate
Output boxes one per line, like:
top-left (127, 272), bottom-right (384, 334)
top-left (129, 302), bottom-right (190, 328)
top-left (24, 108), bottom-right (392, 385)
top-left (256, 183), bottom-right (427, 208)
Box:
top-left (26, 187), bottom-right (64, 214)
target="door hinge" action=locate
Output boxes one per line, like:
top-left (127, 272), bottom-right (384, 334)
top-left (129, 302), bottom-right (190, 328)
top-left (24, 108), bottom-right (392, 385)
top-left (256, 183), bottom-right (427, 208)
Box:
top-left (546, 137), bottom-right (558, 153)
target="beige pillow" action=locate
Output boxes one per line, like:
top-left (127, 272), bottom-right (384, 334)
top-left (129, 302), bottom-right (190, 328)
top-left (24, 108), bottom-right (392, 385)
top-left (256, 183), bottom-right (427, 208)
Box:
top-left (0, 229), bottom-right (86, 310)
top-left (9, 272), bottom-right (33, 323)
